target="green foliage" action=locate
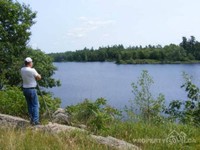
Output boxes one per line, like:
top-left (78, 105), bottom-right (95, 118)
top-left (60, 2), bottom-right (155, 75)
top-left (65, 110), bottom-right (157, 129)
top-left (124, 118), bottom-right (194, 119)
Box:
top-left (38, 92), bottom-right (61, 117)
top-left (0, 86), bottom-right (27, 117)
top-left (0, 86), bottom-right (61, 119)
top-left (0, 122), bottom-right (200, 150)
top-left (165, 73), bottom-right (200, 126)
top-left (66, 98), bottom-right (121, 132)
top-left (125, 70), bottom-right (165, 123)
top-left (0, 0), bottom-right (59, 89)
top-left (180, 36), bottom-right (200, 60)
top-left (49, 36), bottom-right (200, 64)
top-left (0, 128), bottom-right (110, 150)
top-left (99, 121), bottom-right (200, 150)
top-left (162, 44), bottom-right (187, 61)
top-left (0, 0), bottom-right (36, 88)
top-left (25, 48), bottom-right (61, 88)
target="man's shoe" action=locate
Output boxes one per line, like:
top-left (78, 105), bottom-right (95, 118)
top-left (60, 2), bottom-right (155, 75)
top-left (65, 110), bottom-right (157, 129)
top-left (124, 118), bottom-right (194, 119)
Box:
top-left (32, 122), bottom-right (40, 126)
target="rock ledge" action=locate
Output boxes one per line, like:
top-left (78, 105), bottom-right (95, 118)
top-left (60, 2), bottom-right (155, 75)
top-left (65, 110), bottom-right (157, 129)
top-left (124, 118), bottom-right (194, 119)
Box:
top-left (0, 113), bottom-right (141, 150)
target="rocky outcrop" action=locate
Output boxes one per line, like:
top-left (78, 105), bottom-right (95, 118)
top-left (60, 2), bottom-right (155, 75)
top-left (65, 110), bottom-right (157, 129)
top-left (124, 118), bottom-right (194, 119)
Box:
top-left (0, 113), bottom-right (29, 128)
top-left (0, 113), bottom-right (141, 150)
top-left (91, 135), bottom-right (141, 150)
top-left (52, 108), bottom-right (71, 125)
top-left (35, 122), bottom-right (85, 133)
top-left (77, 124), bottom-right (87, 130)
top-left (34, 123), bottom-right (140, 150)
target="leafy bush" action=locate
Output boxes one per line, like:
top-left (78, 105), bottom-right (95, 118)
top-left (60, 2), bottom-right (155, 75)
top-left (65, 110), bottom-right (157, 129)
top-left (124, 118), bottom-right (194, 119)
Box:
top-left (125, 70), bottom-right (165, 123)
top-left (38, 92), bottom-right (61, 117)
top-left (0, 86), bottom-right (27, 117)
top-left (165, 73), bottom-right (200, 126)
top-left (0, 86), bottom-right (61, 119)
top-left (66, 98), bottom-right (121, 132)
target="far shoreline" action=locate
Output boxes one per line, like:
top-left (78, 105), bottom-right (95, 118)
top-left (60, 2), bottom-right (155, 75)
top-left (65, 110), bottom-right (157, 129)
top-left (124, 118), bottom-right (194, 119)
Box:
top-left (53, 60), bottom-right (200, 65)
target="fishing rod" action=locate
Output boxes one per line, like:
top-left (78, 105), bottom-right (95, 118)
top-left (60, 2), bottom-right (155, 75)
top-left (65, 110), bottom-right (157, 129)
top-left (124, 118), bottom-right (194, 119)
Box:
top-left (37, 83), bottom-right (53, 122)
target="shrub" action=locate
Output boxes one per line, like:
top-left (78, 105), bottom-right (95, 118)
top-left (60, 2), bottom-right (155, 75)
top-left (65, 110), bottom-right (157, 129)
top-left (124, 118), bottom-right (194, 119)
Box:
top-left (165, 72), bottom-right (200, 126)
top-left (66, 98), bottom-right (121, 132)
top-left (38, 92), bottom-right (61, 117)
top-left (0, 86), bottom-right (27, 117)
top-left (125, 70), bottom-right (165, 123)
top-left (0, 86), bottom-right (61, 119)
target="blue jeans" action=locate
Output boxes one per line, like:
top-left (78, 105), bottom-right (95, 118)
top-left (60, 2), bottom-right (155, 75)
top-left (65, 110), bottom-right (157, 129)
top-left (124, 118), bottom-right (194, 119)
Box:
top-left (23, 88), bottom-right (39, 124)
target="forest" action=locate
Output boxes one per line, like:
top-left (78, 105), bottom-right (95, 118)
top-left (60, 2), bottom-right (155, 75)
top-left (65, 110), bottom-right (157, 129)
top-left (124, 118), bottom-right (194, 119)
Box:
top-left (49, 36), bottom-right (200, 64)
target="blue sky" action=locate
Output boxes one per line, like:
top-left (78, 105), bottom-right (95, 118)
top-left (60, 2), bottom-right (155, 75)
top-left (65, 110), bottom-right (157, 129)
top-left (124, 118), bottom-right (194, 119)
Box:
top-left (18, 0), bottom-right (200, 53)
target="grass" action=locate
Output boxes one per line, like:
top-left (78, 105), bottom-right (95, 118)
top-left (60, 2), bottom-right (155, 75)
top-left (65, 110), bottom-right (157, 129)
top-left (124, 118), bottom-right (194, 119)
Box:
top-left (98, 121), bottom-right (200, 150)
top-left (0, 122), bottom-right (199, 150)
top-left (0, 127), bottom-right (111, 150)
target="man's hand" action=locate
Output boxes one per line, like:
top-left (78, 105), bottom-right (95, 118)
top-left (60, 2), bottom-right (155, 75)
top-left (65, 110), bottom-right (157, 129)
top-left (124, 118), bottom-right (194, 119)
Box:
top-left (35, 74), bottom-right (41, 80)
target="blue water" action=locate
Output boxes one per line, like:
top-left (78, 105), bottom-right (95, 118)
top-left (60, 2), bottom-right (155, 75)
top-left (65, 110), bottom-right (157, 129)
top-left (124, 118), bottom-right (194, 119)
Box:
top-left (49, 62), bottom-right (200, 109)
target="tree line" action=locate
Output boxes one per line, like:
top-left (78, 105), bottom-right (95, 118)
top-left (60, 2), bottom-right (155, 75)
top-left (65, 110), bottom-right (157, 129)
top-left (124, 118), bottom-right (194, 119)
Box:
top-left (49, 36), bottom-right (200, 64)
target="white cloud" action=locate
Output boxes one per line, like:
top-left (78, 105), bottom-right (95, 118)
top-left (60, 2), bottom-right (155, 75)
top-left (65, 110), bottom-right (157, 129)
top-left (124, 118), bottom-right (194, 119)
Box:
top-left (67, 17), bottom-right (115, 39)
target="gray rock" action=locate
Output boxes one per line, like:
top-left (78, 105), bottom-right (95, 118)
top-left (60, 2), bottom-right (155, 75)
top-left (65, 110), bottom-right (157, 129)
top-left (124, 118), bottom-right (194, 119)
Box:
top-left (0, 114), bottom-right (29, 128)
top-left (34, 122), bottom-right (85, 133)
top-left (77, 124), bottom-right (87, 129)
top-left (52, 113), bottom-right (71, 125)
top-left (34, 122), bottom-right (141, 150)
top-left (52, 108), bottom-right (66, 116)
top-left (91, 135), bottom-right (141, 150)
top-left (52, 108), bottom-right (71, 125)
top-left (0, 113), bottom-right (141, 150)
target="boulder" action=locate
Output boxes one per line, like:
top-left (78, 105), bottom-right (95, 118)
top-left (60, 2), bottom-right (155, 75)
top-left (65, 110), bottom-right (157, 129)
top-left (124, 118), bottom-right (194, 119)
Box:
top-left (77, 124), bottom-right (87, 130)
top-left (52, 108), bottom-right (71, 125)
top-left (34, 123), bottom-right (141, 150)
top-left (0, 113), bottom-right (141, 150)
top-left (53, 108), bottom-right (66, 115)
top-left (91, 135), bottom-right (141, 150)
top-left (0, 114), bottom-right (29, 128)
top-left (34, 122), bottom-right (85, 133)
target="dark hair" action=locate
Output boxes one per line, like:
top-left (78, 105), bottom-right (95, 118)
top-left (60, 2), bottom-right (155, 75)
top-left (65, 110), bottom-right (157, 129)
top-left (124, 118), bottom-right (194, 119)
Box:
top-left (24, 61), bottom-right (31, 66)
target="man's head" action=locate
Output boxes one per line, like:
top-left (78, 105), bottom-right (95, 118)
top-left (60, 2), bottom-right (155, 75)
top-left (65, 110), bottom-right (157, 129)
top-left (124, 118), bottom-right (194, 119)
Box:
top-left (24, 57), bottom-right (33, 67)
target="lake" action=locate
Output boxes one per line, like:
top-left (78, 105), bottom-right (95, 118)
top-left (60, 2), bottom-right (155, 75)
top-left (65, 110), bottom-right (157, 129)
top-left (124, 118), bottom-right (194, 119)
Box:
top-left (49, 62), bottom-right (200, 109)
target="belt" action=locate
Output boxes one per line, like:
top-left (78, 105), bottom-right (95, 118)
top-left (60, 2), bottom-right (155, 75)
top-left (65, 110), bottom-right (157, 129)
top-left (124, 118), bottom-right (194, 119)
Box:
top-left (23, 87), bottom-right (36, 89)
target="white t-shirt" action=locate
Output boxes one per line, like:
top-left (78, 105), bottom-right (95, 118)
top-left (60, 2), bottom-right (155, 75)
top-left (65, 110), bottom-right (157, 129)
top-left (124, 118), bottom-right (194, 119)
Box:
top-left (21, 67), bottom-right (39, 88)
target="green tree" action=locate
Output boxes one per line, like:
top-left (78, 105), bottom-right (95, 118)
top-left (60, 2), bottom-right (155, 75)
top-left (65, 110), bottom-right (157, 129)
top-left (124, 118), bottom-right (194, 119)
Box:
top-left (180, 37), bottom-right (188, 52)
top-left (194, 42), bottom-right (200, 60)
top-left (0, 0), bottom-right (36, 88)
top-left (0, 0), bottom-right (59, 89)
top-left (116, 53), bottom-right (122, 64)
top-left (49, 36), bottom-right (200, 63)
top-left (127, 70), bottom-right (165, 123)
top-left (180, 36), bottom-right (198, 59)
top-left (149, 49), bottom-right (161, 60)
top-left (163, 44), bottom-right (187, 61)
top-left (26, 48), bottom-right (60, 88)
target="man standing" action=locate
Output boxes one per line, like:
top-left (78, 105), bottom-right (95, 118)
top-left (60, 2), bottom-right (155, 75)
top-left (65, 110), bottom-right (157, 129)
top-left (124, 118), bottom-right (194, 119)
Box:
top-left (21, 57), bottom-right (41, 125)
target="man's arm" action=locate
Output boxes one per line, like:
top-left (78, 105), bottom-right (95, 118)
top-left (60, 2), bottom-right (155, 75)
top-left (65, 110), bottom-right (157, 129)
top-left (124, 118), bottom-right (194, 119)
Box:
top-left (33, 68), bottom-right (41, 80)
top-left (35, 74), bottom-right (41, 80)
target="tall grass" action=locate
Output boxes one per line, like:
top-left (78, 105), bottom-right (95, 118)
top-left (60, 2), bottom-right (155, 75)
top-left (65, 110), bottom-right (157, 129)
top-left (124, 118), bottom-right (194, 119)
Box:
top-left (0, 127), bottom-right (111, 150)
top-left (0, 122), bottom-right (199, 150)
top-left (98, 121), bottom-right (200, 150)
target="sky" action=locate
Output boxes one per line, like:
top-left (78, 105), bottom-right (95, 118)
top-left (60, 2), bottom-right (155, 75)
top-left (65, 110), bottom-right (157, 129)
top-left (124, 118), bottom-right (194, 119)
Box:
top-left (17, 0), bottom-right (200, 53)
